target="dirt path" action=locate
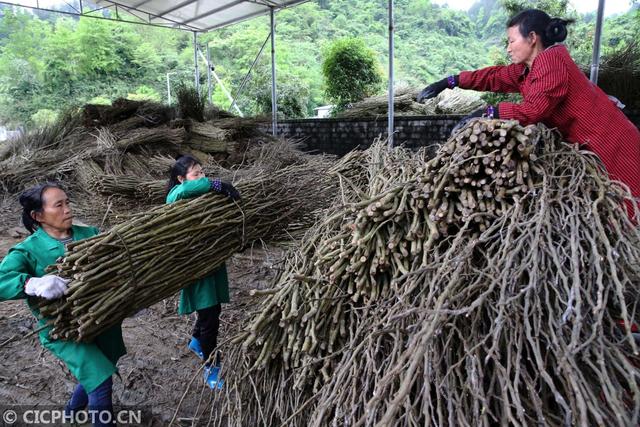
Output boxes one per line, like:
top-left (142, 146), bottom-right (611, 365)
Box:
top-left (0, 229), bottom-right (279, 425)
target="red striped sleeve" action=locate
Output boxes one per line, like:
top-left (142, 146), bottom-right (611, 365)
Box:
top-left (458, 63), bottom-right (524, 93)
top-left (498, 54), bottom-right (569, 125)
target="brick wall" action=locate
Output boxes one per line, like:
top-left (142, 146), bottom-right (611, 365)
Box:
top-left (271, 110), bottom-right (640, 157)
top-left (270, 115), bottom-right (463, 156)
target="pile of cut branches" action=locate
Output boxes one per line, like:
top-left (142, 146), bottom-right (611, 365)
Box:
top-left (175, 120), bottom-right (640, 426)
top-left (0, 98), bottom-right (276, 225)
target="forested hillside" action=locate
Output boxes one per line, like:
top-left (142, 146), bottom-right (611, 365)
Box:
top-left (0, 0), bottom-right (637, 126)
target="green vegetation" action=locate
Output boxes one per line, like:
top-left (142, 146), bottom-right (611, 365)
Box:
top-left (0, 0), bottom-right (637, 126)
top-left (322, 37), bottom-right (383, 111)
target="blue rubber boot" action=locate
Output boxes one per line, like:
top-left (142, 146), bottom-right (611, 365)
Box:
top-left (188, 337), bottom-right (204, 359)
top-left (204, 366), bottom-right (224, 390)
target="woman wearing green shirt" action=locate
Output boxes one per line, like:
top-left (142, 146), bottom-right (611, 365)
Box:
top-left (0, 182), bottom-right (126, 426)
top-left (165, 155), bottom-right (239, 389)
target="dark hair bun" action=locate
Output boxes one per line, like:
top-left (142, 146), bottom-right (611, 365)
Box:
top-left (18, 186), bottom-right (39, 208)
top-left (545, 18), bottom-right (571, 43)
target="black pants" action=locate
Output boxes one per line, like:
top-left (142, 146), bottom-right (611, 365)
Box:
top-left (192, 304), bottom-right (221, 363)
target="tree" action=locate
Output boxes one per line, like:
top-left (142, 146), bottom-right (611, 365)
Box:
top-left (502, 0), bottom-right (571, 17)
top-left (321, 37), bottom-right (383, 111)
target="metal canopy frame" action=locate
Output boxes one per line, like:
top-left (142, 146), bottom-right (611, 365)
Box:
top-left (0, 0), bottom-right (609, 142)
top-left (0, 0), bottom-right (200, 30)
top-left (0, 0), bottom-right (306, 31)
top-left (0, 0), bottom-right (306, 136)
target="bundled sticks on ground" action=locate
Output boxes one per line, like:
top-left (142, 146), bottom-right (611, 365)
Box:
top-left (37, 149), bottom-right (353, 342)
top-left (89, 174), bottom-right (165, 203)
top-left (0, 99), bottom-right (279, 227)
top-left (187, 121), bottom-right (230, 153)
top-left (176, 120), bottom-right (640, 426)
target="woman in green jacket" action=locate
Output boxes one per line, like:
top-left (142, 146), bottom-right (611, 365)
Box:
top-left (165, 155), bottom-right (239, 389)
top-left (0, 182), bottom-right (126, 426)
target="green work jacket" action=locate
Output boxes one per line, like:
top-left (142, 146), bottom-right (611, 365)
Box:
top-left (0, 225), bottom-right (126, 393)
top-left (166, 177), bottom-right (230, 315)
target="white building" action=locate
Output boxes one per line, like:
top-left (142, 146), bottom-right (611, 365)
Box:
top-left (314, 105), bottom-right (334, 118)
top-left (0, 126), bottom-right (21, 142)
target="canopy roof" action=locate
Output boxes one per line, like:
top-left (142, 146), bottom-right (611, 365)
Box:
top-left (0, 0), bottom-right (308, 31)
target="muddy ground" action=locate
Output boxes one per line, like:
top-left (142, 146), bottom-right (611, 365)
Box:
top-left (0, 220), bottom-right (281, 426)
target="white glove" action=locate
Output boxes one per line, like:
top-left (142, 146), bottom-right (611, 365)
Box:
top-left (24, 275), bottom-right (69, 300)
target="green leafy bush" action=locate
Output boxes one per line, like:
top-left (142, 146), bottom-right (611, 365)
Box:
top-left (127, 85), bottom-right (161, 102)
top-left (321, 37), bottom-right (383, 111)
top-left (30, 108), bottom-right (58, 127)
top-left (87, 96), bottom-right (112, 106)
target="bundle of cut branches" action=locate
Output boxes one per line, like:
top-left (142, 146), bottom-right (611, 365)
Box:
top-left (177, 120), bottom-right (640, 427)
top-left (37, 152), bottom-right (352, 342)
top-left (435, 87), bottom-right (486, 114)
top-left (0, 146), bottom-right (92, 192)
top-left (113, 127), bottom-right (186, 151)
top-left (0, 126), bottom-right (185, 195)
top-left (338, 87), bottom-right (485, 118)
top-left (82, 98), bottom-right (173, 129)
top-left (0, 109), bottom-right (84, 163)
top-left (86, 173), bottom-right (165, 204)
top-left (119, 153), bottom-right (175, 176)
top-left (187, 121), bottom-right (230, 154)
top-left (581, 41), bottom-right (640, 109)
top-left (338, 87), bottom-right (430, 118)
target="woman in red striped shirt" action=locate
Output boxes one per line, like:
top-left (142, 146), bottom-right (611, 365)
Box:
top-left (418, 9), bottom-right (640, 221)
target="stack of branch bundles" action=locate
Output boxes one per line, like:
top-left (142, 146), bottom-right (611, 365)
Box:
top-left (0, 102), bottom-right (182, 194)
top-left (0, 99), bottom-right (275, 225)
top-left (338, 86), bottom-right (485, 118)
top-left (37, 148), bottom-right (366, 342)
top-left (187, 119), bottom-right (640, 426)
top-left (580, 41), bottom-right (640, 109)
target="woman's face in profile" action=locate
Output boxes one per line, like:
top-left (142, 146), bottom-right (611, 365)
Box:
top-left (33, 187), bottom-right (73, 232)
top-left (506, 25), bottom-right (536, 66)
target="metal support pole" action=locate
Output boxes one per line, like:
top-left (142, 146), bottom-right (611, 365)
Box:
top-left (590, 0), bottom-right (606, 84)
top-left (197, 49), bottom-right (243, 116)
top-left (206, 42), bottom-right (213, 104)
top-left (166, 72), bottom-right (173, 104)
top-left (193, 31), bottom-right (200, 95)
top-left (270, 8), bottom-right (277, 136)
top-left (231, 33), bottom-right (271, 112)
top-left (387, 0), bottom-right (395, 147)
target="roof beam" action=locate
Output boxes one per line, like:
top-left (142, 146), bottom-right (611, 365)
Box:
top-left (201, 7), bottom-right (266, 31)
top-left (150, 0), bottom-right (199, 20)
top-left (247, 0), bottom-right (280, 6)
top-left (99, 0), bottom-right (201, 30)
top-left (181, 0), bottom-right (245, 25)
top-left (0, 0), bottom-right (198, 30)
top-left (132, 0), bottom-right (154, 7)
